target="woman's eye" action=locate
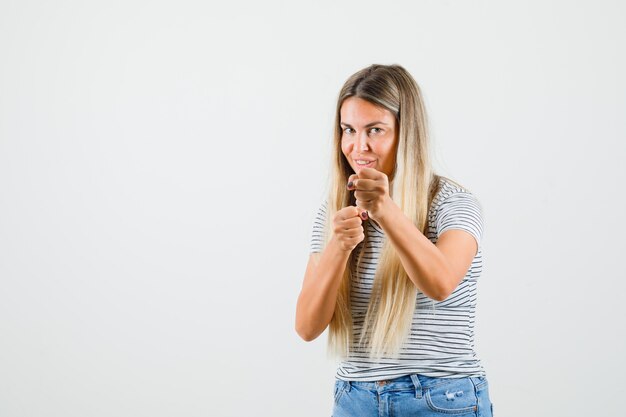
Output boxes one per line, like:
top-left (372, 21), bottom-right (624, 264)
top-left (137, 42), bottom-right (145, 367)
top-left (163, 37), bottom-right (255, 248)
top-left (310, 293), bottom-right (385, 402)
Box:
top-left (370, 128), bottom-right (382, 134)
top-left (343, 128), bottom-right (354, 134)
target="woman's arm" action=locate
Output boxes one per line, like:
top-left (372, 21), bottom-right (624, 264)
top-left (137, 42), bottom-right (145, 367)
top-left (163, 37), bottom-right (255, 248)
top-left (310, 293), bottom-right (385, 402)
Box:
top-left (295, 237), bottom-right (351, 342)
top-left (377, 197), bottom-right (477, 301)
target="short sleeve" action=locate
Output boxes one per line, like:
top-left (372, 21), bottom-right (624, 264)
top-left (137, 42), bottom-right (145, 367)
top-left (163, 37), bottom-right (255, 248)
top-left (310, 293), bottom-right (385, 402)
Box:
top-left (435, 191), bottom-right (484, 250)
top-left (310, 199), bottom-right (328, 254)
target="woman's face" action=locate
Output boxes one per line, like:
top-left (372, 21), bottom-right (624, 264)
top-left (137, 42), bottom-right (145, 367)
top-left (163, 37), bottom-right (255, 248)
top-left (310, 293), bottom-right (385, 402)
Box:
top-left (340, 96), bottom-right (398, 182)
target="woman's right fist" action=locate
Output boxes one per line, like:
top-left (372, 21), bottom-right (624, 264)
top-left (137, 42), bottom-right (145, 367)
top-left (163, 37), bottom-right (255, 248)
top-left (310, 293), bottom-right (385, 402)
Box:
top-left (332, 206), bottom-right (367, 252)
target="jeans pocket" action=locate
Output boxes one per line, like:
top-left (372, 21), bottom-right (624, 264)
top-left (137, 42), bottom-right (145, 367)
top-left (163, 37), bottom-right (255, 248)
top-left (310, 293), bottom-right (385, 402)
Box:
top-left (424, 377), bottom-right (478, 415)
top-left (471, 376), bottom-right (489, 392)
top-left (333, 380), bottom-right (348, 404)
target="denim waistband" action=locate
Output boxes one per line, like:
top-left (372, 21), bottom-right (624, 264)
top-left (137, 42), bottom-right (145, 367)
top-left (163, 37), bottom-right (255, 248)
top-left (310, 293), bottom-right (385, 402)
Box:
top-left (337, 374), bottom-right (486, 399)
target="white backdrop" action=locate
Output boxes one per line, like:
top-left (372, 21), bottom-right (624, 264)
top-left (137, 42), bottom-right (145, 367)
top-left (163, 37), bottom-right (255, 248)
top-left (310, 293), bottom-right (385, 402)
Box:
top-left (1, 1), bottom-right (624, 416)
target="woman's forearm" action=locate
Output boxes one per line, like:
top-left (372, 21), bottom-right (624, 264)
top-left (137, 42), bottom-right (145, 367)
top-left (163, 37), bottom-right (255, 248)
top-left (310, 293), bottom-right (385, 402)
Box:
top-left (295, 236), bottom-right (351, 341)
top-left (377, 198), bottom-right (453, 301)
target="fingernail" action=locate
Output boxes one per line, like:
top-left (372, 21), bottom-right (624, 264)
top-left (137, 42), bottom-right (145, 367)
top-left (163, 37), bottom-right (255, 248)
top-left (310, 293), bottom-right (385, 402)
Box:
top-left (347, 181), bottom-right (353, 189)
top-left (360, 211), bottom-right (368, 220)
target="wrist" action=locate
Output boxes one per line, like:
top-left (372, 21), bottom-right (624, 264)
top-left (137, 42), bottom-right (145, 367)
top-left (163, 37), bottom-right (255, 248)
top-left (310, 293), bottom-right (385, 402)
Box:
top-left (377, 196), bottom-right (396, 226)
top-left (329, 234), bottom-right (352, 255)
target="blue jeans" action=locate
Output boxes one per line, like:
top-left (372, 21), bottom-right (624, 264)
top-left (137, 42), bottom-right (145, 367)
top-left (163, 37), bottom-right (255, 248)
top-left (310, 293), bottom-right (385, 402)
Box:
top-left (332, 374), bottom-right (493, 417)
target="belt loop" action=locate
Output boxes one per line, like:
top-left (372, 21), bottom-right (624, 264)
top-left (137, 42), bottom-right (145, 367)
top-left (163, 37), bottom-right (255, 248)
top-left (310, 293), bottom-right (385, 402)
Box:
top-left (410, 374), bottom-right (423, 399)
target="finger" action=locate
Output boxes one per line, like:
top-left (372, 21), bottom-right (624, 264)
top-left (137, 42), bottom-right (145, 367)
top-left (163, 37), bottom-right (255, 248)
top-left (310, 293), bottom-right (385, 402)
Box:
top-left (341, 216), bottom-right (362, 229)
top-left (347, 174), bottom-right (359, 190)
top-left (351, 178), bottom-right (376, 192)
top-left (346, 228), bottom-right (363, 239)
top-left (355, 205), bottom-right (368, 221)
top-left (357, 167), bottom-right (379, 178)
top-left (338, 206), bottom-right (362, 222)
top-left (355, 189), bottom-right (378, 200)
top-left (343, 206), bottom-right (365, 222)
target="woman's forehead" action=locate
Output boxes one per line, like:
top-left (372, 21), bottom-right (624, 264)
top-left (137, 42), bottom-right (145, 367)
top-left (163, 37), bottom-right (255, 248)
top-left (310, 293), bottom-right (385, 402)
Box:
top-left (340, 97), bottom-right (395, 125)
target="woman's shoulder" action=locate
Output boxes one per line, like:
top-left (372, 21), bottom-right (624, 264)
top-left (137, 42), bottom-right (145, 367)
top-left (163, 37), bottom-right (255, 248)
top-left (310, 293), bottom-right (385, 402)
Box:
top-left (434, 175), bottom-right (470, 196)
top-left (313, 198), bottom-right (328, 218)
top-left (430, 175), bottom-right (485, 244)
top-left (430, 176), bottom-right (476, 209)
top-left (319, 198), bottom-right (328, 213)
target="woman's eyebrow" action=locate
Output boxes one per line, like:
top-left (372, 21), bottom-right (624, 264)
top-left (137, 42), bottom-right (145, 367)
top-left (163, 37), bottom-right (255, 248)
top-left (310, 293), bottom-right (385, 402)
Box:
top-left (340, 121), bottom-right (389, 128)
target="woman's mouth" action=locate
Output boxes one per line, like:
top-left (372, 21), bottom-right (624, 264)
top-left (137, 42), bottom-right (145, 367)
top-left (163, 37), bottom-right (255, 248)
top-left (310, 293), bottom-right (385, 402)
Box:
top-left (355, 159), bottom-right (375, 168)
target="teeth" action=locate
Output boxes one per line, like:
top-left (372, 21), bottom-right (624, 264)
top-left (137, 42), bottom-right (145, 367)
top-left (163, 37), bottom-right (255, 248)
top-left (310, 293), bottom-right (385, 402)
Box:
top-left (356, 160), bottom-right (373, 165)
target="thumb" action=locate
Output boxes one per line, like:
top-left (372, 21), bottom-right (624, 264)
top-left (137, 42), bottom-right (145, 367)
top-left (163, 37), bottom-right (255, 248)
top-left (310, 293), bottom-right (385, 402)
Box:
top-left (355, 205), bottom-right (368, 221)
top-left (347, 173), bottom-right (359, 190)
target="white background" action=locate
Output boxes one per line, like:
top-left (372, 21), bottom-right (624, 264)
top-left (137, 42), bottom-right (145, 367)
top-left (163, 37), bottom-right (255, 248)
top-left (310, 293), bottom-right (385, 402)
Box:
top-left (1, 1), bottom-right (624, 416)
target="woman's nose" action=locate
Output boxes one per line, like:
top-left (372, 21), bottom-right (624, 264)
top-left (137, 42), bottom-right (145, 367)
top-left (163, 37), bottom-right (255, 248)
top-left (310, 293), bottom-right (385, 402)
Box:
top-left (357, 132), bottom-right (369, 150)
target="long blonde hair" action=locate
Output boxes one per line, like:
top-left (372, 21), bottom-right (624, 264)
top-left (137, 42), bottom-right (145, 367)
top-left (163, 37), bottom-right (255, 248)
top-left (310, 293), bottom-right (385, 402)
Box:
top-left (319, 64), bottom-right (448, 360)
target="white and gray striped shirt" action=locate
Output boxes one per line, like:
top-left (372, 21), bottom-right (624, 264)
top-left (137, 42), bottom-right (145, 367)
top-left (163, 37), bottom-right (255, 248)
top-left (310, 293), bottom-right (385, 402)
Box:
top-left (310, 178), bottom-right (487, 381)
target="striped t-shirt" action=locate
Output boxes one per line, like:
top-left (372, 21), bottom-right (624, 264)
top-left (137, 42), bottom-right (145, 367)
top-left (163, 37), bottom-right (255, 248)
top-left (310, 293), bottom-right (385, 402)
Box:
top-left (310, 178), bottom-right (487, 381)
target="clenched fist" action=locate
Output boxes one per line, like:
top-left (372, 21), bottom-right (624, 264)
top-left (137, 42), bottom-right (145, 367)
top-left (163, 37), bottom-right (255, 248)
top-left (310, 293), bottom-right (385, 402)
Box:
top-left (346, 167), bottom-right (391, 223)
top-left (331, 206), bottom-right (368, 252)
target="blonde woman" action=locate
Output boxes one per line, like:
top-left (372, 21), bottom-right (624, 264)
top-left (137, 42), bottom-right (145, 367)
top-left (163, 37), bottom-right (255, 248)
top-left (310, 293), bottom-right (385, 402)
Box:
top-left (295, 64), bottom-right (494, 417)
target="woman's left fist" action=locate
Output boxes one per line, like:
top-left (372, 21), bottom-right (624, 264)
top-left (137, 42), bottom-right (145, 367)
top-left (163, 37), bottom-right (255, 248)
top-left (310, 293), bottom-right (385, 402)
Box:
top-left (346, 167), bottom-right (391, 222)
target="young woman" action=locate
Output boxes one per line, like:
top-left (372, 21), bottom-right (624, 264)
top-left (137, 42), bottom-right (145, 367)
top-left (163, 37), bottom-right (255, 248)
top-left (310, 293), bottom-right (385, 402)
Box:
top-left (295, 64), bottom-right (493, 417)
